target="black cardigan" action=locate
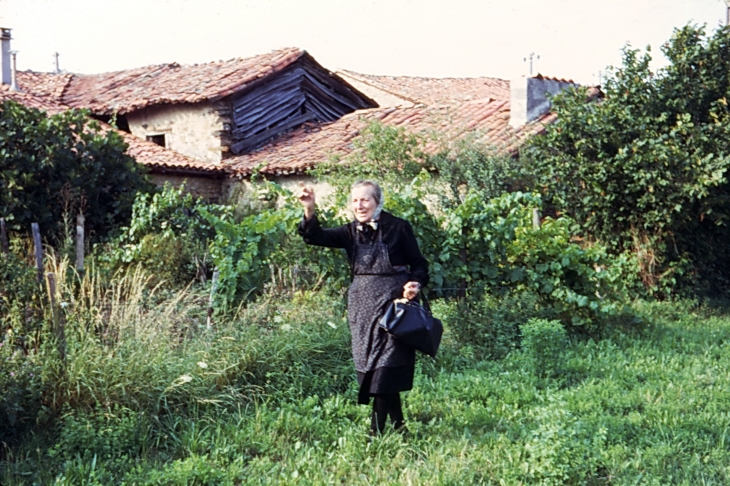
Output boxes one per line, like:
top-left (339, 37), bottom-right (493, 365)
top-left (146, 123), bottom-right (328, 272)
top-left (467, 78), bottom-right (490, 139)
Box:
top-left (298, 210), bottom-right (429, 286)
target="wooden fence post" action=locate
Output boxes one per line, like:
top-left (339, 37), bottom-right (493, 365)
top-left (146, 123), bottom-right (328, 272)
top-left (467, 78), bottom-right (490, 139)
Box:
top-left (32, 223), bottom-right (43, 282)
top-left (458, 226), bottom-right (468, 300)
top-left (76, 213), bottom-right (85, 273)
top-left (46, 272), bottom-right (66, 361)
top-left (207, 269), bottom-right (220, 330)
top-left (0, 217), bottom-right (8, 255)
top-left (532, 208), bottom-right (541, 229)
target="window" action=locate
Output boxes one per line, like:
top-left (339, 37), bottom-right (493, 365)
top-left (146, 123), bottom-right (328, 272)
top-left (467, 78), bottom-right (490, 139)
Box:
top-left (146, 134), bottom-right (166, 147)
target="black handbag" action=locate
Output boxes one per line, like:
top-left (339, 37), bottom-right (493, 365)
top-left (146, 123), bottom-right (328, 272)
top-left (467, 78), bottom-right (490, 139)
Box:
top-left (378, 294), bottom-right (443, 357)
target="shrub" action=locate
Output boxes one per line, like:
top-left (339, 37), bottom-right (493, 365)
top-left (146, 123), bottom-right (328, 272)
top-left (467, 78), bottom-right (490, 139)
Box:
top-left (98, 184), bottom-right (219, 285)
top-left (201, 181), bottom-right (350, 310)
top-left (519, 318), bottom-right (569, 378)
top-left (0, 251), bottom-right (43, 341)
top-left (0, 337), bottom-right (44, 441)
top-left (444, 290), bottom-right (557, 361)
top-left (0, 100), bottom-right (152, 244)
top-left (306, 168), bottom-right (638, 332)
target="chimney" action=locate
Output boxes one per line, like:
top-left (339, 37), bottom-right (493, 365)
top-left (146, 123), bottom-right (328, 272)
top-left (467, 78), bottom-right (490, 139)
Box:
top-left (509, 75), bottom-right (577, 128)
top-left (10, 51), bottom-right (18, 91)
top-left (1, 28), bottom-right (11, 86)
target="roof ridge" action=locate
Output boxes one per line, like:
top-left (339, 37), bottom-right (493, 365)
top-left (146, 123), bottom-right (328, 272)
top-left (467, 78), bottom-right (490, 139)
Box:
top-left (336, 70), bottom-right (423, 106)
top-left (57, 47), bottom-right (310, 114)
top-left (338, 68), bottom-right (509, 83)
top-left (64, 47), bottom-right (304, 78)
top-left (336, 69), bottom-right (512, 106)
top-left (532, 73), bottom-right (578, 84)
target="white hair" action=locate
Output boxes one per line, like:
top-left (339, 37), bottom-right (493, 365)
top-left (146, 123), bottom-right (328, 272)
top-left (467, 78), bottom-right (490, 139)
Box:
top-left (351, 179), bottom-right (384, 220)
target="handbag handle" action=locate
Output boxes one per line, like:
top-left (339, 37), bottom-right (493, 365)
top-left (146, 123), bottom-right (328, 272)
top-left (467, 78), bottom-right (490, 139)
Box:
top-left (419, 287), bottom-right (433, 313)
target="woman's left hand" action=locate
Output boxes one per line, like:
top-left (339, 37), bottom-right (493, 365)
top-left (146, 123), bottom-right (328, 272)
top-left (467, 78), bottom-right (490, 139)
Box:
top-left (403, 281), bottom-right (421, 300)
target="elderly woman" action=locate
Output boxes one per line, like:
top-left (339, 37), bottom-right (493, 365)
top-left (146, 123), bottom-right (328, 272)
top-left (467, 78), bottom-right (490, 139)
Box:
top-left (297, 180), bottom-right (429, 434)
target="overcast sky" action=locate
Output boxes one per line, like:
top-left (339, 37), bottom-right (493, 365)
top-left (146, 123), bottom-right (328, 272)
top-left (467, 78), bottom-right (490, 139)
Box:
top-left (1, 0), bottom-right (728, 84)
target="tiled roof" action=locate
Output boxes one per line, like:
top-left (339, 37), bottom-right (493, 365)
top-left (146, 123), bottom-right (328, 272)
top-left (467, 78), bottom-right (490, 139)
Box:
top-left (336, 69), bottom-right (510, 105)
top-left (227, 99), bottom-right (548, 177)
top-left (0, 84), bottom-right (67, 114)
top-left (227, 85), bottom-right (602, 177)
top-left (1, 84), bottom-right (227, 175)
top-left (533, 73), bottom-right (577, 84)
top-left (120, 131), bottom-right (228, 175)
top-left (57, 47), bottom-right (306, 114)
top-left (15, 71), bottom-right (73, 100)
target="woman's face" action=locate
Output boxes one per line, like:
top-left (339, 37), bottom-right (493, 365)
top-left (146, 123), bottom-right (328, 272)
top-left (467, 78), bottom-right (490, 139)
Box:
top-left (351, 185), bottom-right (378, 222)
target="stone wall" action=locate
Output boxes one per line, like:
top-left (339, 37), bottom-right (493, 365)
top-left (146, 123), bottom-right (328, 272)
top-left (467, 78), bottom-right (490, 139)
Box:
top-left (127, 101), bottom-right (228, 164)
top-left (150, 173), bottom-right (224, 202)
top-left (225, 175), bottom-right (333, 201)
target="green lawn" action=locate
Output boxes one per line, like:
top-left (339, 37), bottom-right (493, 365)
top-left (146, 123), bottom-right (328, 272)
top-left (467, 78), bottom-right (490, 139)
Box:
top-left (3, 295), bottom-right (730, 485)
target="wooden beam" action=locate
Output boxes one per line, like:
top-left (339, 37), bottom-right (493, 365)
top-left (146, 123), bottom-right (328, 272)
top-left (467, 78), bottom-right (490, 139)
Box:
top-left (301, 92), bottom-right (342, 120)
top-left (230, 65), bottom-right (302, 104)
top-left (0, 218), bottom-right (8, 255)
top-left (232, 98), bottom-right (305, 139)
top-left (76, 214), bottom-right (85, 272)
top-left (232, 75), bottom-right (302, 114)
top-left (230, 111), bottom-right (317, 154)
top-left (32, 223), bottom-right (43, 282)
top-left (232, 92), bottom-right (305, 136)
top-left (299, 54), bottom-right (377, 108)
top-left (300, 70), bottom-right (363, 111)
top-left (46, 272), bottom-right (66, 362)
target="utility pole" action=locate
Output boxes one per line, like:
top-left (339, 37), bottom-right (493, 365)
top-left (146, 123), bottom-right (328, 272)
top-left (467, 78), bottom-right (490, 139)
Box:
top-left (593, 70), bottom-right (603, 86)
top-left (524, 52), bottom-right (540, 76)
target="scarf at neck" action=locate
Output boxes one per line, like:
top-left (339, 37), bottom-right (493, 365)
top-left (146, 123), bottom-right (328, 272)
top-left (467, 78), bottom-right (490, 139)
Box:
top-left (356, 220), bottom-right (378, 232)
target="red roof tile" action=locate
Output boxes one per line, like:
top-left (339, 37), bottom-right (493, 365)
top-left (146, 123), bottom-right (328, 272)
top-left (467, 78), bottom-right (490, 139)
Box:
top-left (15, 71), bottom-right (73, 100)
top-left (227, 99), bottom-right (548, 177)
top-left (120, 131), bottom-right (228, 175)
top-left (533, 73), bottom-right (577, 84)
top-left (227, 85), bottom-right (602, 177)
top-left (0, 84), bottom-right (67, 114)
top-left (337, 69), bottom-right (510, 105)
top-left (57, 47), bottom-right (305, 114)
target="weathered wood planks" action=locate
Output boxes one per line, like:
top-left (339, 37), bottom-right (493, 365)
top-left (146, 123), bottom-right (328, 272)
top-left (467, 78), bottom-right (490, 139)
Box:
top-left (227, 55), bottom-right (376, 155)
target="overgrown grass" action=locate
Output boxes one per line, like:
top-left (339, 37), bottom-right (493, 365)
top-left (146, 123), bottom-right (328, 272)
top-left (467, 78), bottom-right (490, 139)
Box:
top-left (3, 270), bottom-right (730, 484)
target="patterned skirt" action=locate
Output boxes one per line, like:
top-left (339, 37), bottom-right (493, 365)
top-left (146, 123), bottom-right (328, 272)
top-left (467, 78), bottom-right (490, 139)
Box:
top-left (347, 272), bottom-right (415, 402)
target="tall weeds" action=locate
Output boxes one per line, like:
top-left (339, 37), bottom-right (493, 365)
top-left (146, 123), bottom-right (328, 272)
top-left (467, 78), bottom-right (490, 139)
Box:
top-left (22, 258), bottom-right (353, 420)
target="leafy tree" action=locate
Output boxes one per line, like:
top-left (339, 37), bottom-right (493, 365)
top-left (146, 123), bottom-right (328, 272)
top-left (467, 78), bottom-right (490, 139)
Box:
top-left (429, 136), bottom-right (522, 208)
top-left (310, 121), bottom-right (426, 201)
top-left (525, 25), bottom-right (730, 293)
top-left (0, 100), bottom-right (152, 243)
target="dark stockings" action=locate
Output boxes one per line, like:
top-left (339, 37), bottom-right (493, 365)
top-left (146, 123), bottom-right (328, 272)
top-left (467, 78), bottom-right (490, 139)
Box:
top-left (371, 393), bottom-right (404, 434)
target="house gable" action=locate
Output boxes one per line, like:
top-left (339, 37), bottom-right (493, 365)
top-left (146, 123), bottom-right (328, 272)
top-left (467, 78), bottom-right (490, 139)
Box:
top-left (25, 48), bottom-right (377, 161)
top-left (227, 53), bottom-right (377, 155)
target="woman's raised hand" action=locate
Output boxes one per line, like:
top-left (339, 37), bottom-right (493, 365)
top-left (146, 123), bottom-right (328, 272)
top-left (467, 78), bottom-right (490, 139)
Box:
top-left (403, 281), bottom-right (421, 300)
top-left (298, 182), bottom-right (316, 220)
